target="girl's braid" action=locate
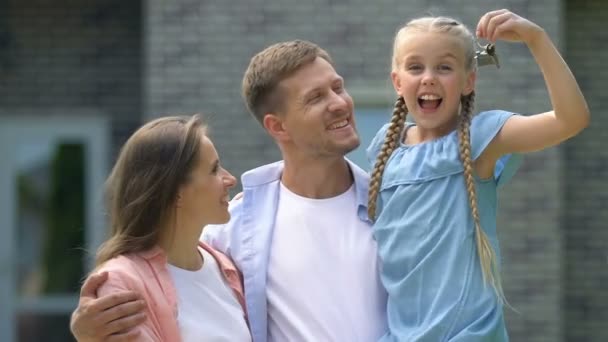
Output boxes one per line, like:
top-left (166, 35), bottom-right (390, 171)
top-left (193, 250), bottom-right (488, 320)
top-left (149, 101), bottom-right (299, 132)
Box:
top-left (368, 97), bottom-right (407, 220)
top-left (458, 91), bottom-right (505, 303)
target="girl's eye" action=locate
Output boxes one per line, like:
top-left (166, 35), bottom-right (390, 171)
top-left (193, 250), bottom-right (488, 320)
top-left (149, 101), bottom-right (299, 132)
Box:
top-left (407, 64), bottom-right (422, 71)
top-left (438, 64), bottom-right (452, 71)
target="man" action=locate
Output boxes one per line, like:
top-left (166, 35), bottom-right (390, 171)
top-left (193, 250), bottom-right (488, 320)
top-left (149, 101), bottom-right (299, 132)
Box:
top-left (71, 40), bottom-right (388, 342)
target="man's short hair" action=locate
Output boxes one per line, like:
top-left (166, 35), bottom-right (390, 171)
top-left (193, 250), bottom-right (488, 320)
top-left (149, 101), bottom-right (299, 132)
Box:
top-left (242, 40), bottom-right (333, 125)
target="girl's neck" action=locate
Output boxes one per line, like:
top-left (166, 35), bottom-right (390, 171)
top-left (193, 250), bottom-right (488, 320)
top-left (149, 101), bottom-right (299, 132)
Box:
top-left (405, 117), bottom-right (458, 145)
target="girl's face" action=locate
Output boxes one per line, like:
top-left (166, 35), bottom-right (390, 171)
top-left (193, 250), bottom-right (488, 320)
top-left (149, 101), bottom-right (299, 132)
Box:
top-left (391, 31), bottom-right (476, 134)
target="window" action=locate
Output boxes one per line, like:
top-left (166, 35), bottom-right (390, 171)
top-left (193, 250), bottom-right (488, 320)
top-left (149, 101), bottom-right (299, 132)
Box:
top-left (0, 114), bottom-right (109, 342)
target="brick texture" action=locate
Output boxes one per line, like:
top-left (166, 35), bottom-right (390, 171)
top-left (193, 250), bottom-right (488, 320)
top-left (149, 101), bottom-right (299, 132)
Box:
top-left (564, 0), bottom-right (608, 341)
top-left (0, 0), bottom-right (142, 156)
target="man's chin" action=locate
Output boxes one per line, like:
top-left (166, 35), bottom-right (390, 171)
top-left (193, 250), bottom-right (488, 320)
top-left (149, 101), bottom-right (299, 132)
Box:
top-left (334, 140), bottom-right (360, 156)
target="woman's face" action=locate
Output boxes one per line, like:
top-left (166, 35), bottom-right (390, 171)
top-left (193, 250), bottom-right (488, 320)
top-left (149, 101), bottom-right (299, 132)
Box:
top-left (178, 135), bottom-right (237, 226)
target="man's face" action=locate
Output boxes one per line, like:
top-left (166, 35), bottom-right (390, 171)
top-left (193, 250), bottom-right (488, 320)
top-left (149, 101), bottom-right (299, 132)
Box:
top-left (275, 57), bottom-right (360, 159)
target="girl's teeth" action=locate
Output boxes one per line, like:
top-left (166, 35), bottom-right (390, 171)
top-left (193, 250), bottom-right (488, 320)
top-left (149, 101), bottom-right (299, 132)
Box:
top-left (419, 95), bottom-right (441, 100)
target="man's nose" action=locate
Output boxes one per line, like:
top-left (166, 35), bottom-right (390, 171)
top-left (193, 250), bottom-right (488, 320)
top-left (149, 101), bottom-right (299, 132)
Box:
top-left (328, 91), bottom-right (349, 113)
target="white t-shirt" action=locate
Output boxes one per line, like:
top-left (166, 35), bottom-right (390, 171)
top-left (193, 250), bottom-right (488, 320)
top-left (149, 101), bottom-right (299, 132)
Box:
top-left (266, 183), bottom-right (387, 341)
top-left (168, 247), bottom-right (250, 342)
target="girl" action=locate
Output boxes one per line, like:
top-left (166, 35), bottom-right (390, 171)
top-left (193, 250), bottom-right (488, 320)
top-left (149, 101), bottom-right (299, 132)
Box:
top-left (83, 115), bottom-right (250, 341)
top-left (367, 10), bottom-right (588, 341)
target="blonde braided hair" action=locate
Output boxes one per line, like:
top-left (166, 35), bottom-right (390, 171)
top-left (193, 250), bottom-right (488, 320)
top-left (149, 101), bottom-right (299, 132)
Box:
top-left (368, 97), bottom-right (407, 220)
top-left (458, 91), bottom-right (505, 303)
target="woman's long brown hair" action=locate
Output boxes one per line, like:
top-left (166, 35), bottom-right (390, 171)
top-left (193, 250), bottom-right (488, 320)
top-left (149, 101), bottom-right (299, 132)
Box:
top-left (95, 115), bottom-right (206, 266)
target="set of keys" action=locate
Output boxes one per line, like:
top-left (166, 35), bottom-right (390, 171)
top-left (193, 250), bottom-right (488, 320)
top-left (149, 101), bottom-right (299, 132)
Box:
top-left (475, 43), bottom-right (500, 68)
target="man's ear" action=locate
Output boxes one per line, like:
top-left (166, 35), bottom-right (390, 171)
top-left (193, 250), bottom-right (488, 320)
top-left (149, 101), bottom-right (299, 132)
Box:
top-left (463, 71), bottom-right (477, 95)
top-left (263, 113), bottom-right (290, 142)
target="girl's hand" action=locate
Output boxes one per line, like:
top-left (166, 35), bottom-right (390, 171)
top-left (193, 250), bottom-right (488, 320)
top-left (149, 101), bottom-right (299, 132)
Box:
top-left (476, 9), bottom-right (589, 161)
top-left (476, 9), bottom-right (544, 46)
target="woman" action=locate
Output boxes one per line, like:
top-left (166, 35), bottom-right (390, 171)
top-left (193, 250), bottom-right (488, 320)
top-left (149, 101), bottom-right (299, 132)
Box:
top-left (87, 114), bottom-right (250, 341)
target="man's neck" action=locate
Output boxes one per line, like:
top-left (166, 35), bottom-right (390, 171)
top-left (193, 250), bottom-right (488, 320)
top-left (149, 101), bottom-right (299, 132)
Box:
top-left (280, 156), bottom-right (353, 199)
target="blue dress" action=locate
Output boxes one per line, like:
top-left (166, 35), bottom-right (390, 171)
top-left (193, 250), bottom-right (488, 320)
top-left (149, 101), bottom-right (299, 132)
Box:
top-left (366, 110), bottom-right (522, 342)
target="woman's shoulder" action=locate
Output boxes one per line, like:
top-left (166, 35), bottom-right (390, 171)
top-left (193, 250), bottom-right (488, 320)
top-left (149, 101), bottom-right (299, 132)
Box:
top-left (98, 253), bottom-right (145, 271)
top-left (91, 253), bottom-right (176, 341)
top-left (94, 254), bottom-right (153, 291)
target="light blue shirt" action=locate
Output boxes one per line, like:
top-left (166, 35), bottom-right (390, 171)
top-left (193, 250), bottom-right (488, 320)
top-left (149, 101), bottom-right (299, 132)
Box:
top-left (366, 110), bottom-right (522, 342)
top-left (202, 159), bottom-right (376, 342)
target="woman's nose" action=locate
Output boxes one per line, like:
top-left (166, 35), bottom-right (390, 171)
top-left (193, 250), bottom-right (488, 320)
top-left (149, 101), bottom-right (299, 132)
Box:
top-left (223, 170), bottom-right (237, 188)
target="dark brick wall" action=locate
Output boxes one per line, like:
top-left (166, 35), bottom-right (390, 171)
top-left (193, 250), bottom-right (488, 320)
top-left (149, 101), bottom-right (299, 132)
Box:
top-left (565, 0), bottom-right (608, 341)
top-left (0, 0), bottom-right (142, 156)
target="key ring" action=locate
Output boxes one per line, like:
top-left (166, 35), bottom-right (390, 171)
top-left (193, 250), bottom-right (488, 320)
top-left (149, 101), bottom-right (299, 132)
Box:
top-left (475, 42), bottom-right (500, 68)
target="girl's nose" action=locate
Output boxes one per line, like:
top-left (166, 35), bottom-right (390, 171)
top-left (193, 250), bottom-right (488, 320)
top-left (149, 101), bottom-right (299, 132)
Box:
top-left (421, 74), bottom-right (436, 86)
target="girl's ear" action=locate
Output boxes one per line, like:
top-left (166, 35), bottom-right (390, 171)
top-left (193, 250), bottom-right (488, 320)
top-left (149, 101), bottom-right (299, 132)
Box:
top-left (463, 71), bottom-right (477, 96)
top-left (391, 71), bottom-right (404, 97)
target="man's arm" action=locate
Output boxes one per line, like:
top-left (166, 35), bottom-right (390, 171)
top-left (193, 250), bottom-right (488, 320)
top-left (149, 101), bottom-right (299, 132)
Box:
top-left (70, 272), bottom-right (147, 342)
